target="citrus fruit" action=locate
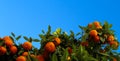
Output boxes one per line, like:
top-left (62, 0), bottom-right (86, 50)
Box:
top-left (113, 58), bottom-right (117, 61)
top-left (54, 37), bottom-right (61, 45)
top-left (16, 56), bottom-right (26, 61)
top-left (36, 55), bottom-right (44, 61)
top-left (10, 46), bottom-right (17, 54)
top-left (90, 30), bottom-right (98, 37)
top-left (3, 36), bottom-right (13, 47)
top-left (44, 42), bottom-right (55, 53)
top-left (109, 41), bottom-right (118, 48)
top-left (0, 46), bottom-right (7, 55)
top-left (88, 23), bottom-right (92, 28)
top-left (107, 35), bottom-right (114, 42)
top-left (22, 52), bottom-right (28, 56)
top-left (22, 41), bottom-right (32, 50)
top-left (94, 36), bottom-right (100, 43)
top-left (94, 21), bottom-right (100, 27)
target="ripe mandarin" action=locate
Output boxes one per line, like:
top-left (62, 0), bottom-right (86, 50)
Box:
top-left (10, 46), bottom-right (17, 54)
top-left (90, 30), bottom-right (98, 37)
top-left (16, 56), bottom-right (26, 61)
top-left (45, 42), bottom-right (55, 53)
top-left (22, 41), bottom-right (32, 50)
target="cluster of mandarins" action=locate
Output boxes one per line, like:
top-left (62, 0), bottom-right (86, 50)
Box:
top-left (0, 36), bottom-right (32, 61)
top-left (80, 21), bottom-right (118, 61)
top-left (44, 37), bottom-right (61, 53)
top-left (31, 37), bottom-right (61, 61)
top-left (0, 35), bottom-right (61, 61)
top-left (94, 22), bottom-right (117, 47)
top-left (0, 36), bottom-right (17, 55)
top-left (0, 21), bottom-right (119, 61)
top-left (43, 37), bottom-right (61, 60)
top-left (81, 21), bottom-right (118, 48)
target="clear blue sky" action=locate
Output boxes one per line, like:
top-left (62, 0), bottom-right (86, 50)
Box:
top-left (0, 0), bottom-right (120, 51)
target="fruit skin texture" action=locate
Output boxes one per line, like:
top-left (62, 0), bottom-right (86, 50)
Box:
top-left (90, 30), bottom-right (98, 37)
top-left (81, 41), bottom-right (89, 47)
top-left (36, 55), bottom-right (44, 61)
top-left (107, 35), bottom-right (114, 42)
top-left (10, 46), bottom-right (17, 54)
top-left (16, 56), bottom-right (26, 61)
top-left (0, 46), bottom-right (7, 55)
top-left (94, 36), bottom-right (100, 43)
top-left (54, 37), bottom-right (61, 45)
top-left (94, 21), bottom-right (100, 27)
top-left (109, 41), bottom-right (118, 48)
top-left (45, 42), bottom-right (55, 53)
top-left (22, 41), bottom-right (32, 50)
top-left (88, 21), bottom-right (102, 29)
top-left (94, 21), bottom-right (102, 29)
top-left (22, 52), bottom-right (28, 56)
top-left (3, 36), bottom-right (13, 47)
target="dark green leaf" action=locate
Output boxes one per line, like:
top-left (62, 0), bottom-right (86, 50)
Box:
top-left (33, 39), bottom-right (40, 42)
top-left (46, 25), bottom-right (51, 35)
top-left (11, 32), bottom-right (15, 37)
top-left (109, 24), bottom-right (112, 28)
top-left (42, 29), bottom-right (45, 34)
top-left (0, 40), bottom-right (4, 46)
top-left (16, 35), bottom-right (21, 40)
top-left (23, 36), bottom-right (29, 41)
top-left (70, 30), bottom-right (74, 37)
top-left (76, 32), bottom-right (81, 36)
top-left (29, 37), bottom-right (32, 42)
top-left (51, 53), bottom-right (58, 61)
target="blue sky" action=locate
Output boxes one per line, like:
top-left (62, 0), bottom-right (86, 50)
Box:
top-left (0, 0), bottom-right (120, 51)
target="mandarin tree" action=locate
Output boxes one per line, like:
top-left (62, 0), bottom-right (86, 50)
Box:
top-left (0, 21), bottom-right (119, 61)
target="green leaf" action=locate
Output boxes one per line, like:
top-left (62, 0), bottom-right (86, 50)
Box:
top-left (11, 32), bottom-right (15, 37)
top-left (42, 29), bottom-right (45, 34)
top-left (0, 40), bottom-right (4, 46)
top-left (109, 24), bottom-right (112, 28)
top-left (70, 30), bottom-right (74, 37)
top-left (46, 25), bottom-right (51, 35)
top-left (56, 28), bottom-right (61, 34)
top-left (23, 36), bottom-right (29, 41)
top-left (76, 32), bottom-right (81, 36)
top-left (51, 53), bottom-right (58, 61)
top-left (29, 37), bottom-right (33, 42)
top-left (53, 32), bottom-right (57, 35)
top-left (61, 48), bottom-right (69, 61)
top-left (79, 45), bottom-right (84, 53)
top-left (100, 37), bottom-right (105, 43)
top-left (31, 57), bottom-right (38, 61)
top-left (99, 53), bottom-right (109, 57)
top-left (79, 25), bottom-right (87, 31)
top-left (85, 57), bottom-right (98, 61)
top-left (16, 35), bottom-right (21, 40)
top-left (32, 39), bottom-right (40, 42)
top-left (39, 34), bottom-right (46, 42)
